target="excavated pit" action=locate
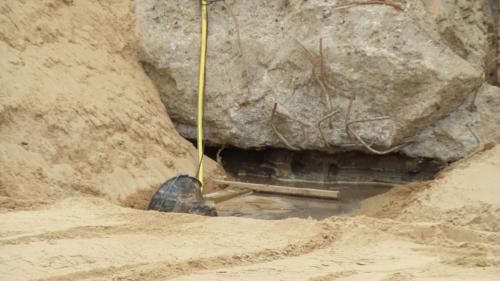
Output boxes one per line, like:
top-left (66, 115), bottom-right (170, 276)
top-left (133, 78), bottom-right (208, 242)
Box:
top-left (204, 147), bottom-right (444, 220)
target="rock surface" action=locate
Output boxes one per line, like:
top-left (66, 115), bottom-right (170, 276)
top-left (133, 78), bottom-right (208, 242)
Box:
top-left (403, 84), bottom-right (500, 161)
top-left (137, 0), bottom-right (495, 161)
top-left (0, 0), bottom-right (218, 208)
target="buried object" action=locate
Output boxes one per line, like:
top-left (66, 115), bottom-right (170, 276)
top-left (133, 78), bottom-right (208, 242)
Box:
top-left (148, 175), bottom-right (217, 216)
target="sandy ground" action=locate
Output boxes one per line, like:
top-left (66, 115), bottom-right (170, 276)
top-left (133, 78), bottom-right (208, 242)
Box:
top-left (1, 146), bottom-right (498, 281)
top-left (1, 1), bottom-right (499, 280)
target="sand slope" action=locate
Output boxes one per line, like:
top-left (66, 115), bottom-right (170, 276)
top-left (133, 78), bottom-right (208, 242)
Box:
top-left (361, 145), bottom-right (500, 232)
top-left (0, 0), bottom-right (217, 209)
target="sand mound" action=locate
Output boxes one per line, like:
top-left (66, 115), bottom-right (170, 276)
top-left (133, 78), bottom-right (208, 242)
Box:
top-left (361, 145), bottom-right (500, 231)
top-left (0, 0), bottom-right (218, 209)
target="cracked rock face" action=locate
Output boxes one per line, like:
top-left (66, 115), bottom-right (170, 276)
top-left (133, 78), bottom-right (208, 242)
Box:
top-left (136, 0), bottom-right (495, 161)
top-left (403, 84), bottom-right (500, 161)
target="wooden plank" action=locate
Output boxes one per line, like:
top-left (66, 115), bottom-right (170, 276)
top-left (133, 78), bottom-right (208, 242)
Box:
top-left (213, 179), bottom-right (339, 200)
top-left (204, 188), bottom-right (252, 203)
top-left (264, 178), bottom-right (396, 188)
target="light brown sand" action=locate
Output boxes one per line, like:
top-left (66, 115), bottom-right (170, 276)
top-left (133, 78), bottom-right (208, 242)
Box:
top-left (0, 0), bottom-right (220, 210)
top-left (1, 1), bottom-right (499, 280)
top-left (0, 147), bottom-right (498, 281)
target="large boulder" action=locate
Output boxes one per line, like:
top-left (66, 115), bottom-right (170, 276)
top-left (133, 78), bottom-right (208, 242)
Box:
top-left (136, 0), bottom-right (494, 160)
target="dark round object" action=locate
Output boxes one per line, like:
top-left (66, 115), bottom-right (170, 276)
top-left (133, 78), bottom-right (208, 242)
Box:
top-left (147, 175), bottom-right (217, 216)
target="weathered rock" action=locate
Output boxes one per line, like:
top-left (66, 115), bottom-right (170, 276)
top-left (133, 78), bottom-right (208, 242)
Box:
top-left (410, 0), bottom-right (494, 66)
top-left (403, 84), bottom-right (500, 161)
top-left (136, 0), bottom-right (493, 160)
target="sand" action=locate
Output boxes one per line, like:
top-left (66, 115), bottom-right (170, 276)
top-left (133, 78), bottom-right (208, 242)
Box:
top-left (0, 0), bottom-right (219, 209)
top-left (1, 146), bottom-right (498, 280)
top-left (1, 1), bottom-right (499, 280)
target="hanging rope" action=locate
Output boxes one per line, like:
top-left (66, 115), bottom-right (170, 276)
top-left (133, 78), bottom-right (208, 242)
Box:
top-left (197, 0), bottom-right (208, 190)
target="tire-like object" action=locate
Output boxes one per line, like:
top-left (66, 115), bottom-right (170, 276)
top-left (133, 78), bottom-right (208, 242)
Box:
top-left (148, 175), bottom-right (217, 216)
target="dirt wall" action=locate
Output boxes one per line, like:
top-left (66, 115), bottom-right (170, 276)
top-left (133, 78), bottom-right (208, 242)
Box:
top-left (0, 0), bottom-right (218, 209)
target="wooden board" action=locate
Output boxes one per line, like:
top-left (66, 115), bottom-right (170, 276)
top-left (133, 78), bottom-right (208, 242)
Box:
top-left (204, 188), bottom-right (252, 203)
top-left (213, 179), bottom-right (339, 200)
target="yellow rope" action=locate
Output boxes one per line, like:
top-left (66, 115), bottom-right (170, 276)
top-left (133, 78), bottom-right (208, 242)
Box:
top-left (197, 0), bottom-right (208, 190)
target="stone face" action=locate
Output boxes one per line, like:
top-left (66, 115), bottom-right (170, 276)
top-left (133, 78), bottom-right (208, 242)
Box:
top-left (136, 0), bottom-right (494, 161)
top-left (403, 84), bottom-right (500, 161)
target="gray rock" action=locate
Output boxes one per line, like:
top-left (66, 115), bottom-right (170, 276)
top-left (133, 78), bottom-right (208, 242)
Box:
top-left (403, 84), bottom-right (500, 161)
top-left (136, 0), bottom-right (493, 160)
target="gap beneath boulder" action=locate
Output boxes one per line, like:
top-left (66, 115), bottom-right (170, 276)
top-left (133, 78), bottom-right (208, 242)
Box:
top-left (202, 146), bottom-right (444, 219)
